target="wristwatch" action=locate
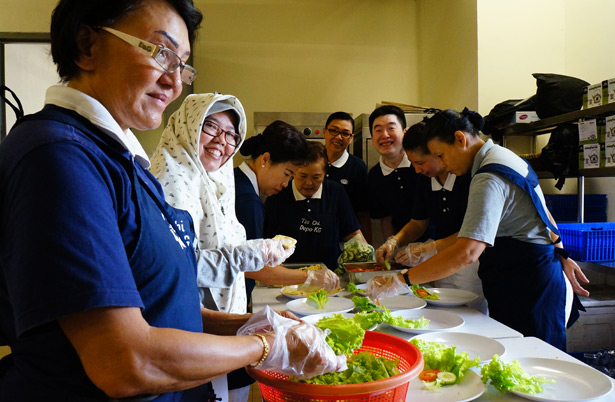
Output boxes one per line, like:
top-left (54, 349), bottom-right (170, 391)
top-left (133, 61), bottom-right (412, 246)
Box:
top-left (400, 269), bottom-right (412, 287)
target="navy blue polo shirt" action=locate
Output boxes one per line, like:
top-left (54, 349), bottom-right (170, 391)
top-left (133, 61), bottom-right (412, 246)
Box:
top-left (325, 153), bottom-right (368, 215)
top-left (367, 163), bottom-right (420, 233)
top-left (412, 172), bottom-right (471, 240)
top-left (234, 167), bottom-right (264, 240)
top-left (264, 179), bottom-right (360, 270)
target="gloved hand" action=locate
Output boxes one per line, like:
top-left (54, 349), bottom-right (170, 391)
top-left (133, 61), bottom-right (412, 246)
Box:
top-left (366, 273), bottom-right (410, 301)
top-left (253, 238), bottom-right (295, 267)
top-left (375, 236), bottom-right (398, 265)
top-left (302, 268), bottom-right (340, 292)
top-left (237, 306), bottom-right (347, 379)
top-left (395, 239), bottom-right (437, 267)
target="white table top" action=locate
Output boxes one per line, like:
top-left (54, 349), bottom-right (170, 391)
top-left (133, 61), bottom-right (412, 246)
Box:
top-left (252, 288), bottom-right (523, 340)
top-left (252, 287), bottom-right (614, 401)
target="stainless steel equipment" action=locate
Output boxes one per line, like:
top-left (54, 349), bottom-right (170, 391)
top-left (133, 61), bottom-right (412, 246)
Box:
top-left (352, 112), bottom-right (431, 171)
top-left (253, 112), bottom-right (332, 140)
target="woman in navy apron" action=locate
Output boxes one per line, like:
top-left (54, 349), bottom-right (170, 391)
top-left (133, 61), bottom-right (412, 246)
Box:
top-left (0, 1), bottom-right (343, 400)
top-left (369, 108), bottom-right (588, 351)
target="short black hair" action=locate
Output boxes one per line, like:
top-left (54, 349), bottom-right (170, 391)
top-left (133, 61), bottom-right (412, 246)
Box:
top-left (402, 121), bottom-right (429, 154)
top-left (50, 0), bottom-right (203, 82)
top-left (239, 120), bottom-right (309, 165)
top-left (303, 141), bottom-right (328, 167)
top-left (325, 111), bottom-right (354, 132)
top-left (368, 105), bottom-right (406, 135)
top-left (425, 108), bottom-right (484, 145)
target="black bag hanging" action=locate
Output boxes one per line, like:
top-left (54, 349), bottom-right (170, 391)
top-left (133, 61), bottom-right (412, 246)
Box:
top-left (539, 123), bottom-right (579, 190)
top-left (483, 96), bottom-right (536, 142)
top-left (1, 84), bottom-right (25, 137)
top-left (533, 73), bottom-right (589, 119)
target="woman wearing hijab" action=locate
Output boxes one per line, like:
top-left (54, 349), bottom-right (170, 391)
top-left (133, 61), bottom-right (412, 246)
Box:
top-left (150, 93), bottom-right (339, 401)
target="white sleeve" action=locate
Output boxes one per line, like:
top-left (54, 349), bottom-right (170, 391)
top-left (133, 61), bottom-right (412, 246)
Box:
top-left (195, 240), bottom-right (266, 288)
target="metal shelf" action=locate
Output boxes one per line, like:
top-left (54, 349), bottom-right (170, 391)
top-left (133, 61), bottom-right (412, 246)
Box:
top-left (502, 103), bottom-right (615, 136)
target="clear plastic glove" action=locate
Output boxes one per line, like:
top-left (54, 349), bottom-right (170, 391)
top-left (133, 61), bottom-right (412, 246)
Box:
top-left (302, 269), bottom-right (340, 292)
top-left (395, 239), bottom-right (437, 267)
top-left (252, 238), bottom-right (295, 267)
top-left (237, 306), bottom-right (347, 379)
top-left (375, 236), bottom-right (398, 265)
top-left (366, 273), bottom-right (410, 301)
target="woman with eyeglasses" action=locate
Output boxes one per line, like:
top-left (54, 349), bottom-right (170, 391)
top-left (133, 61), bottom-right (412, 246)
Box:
top-left (0, 1), bottom-right (343, 400)
top-left (151, 97), bottom-right (342, 401)
top-left (368, 108), bottom-right (588, 351)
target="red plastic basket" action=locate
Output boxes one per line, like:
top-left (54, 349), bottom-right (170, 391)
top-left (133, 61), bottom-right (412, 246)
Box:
top-left (246, 331), bottom-right (424, 402)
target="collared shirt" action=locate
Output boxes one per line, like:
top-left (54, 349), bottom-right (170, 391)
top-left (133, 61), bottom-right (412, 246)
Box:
top-left (238, 161), bottom-right (260, 196)
top-left (45, 85), bottom-right (150, 168)
top-left (379, 153), bottom-right (411, 176)
top-left (330, 150), bottom-right (350, 168)
top-left (292, 179), bottom-right (323, 200)
top-left (431, 172), bottom-right (457, 191)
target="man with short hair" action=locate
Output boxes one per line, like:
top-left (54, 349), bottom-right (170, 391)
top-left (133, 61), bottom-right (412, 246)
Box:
top-left (323, 111), bottom-right (371, 242)
top-left (367, 105), bottom-right (426, 244)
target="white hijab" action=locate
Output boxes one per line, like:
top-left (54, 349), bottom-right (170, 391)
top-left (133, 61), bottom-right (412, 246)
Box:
top-left (150, 93), bottom-right (248, 313)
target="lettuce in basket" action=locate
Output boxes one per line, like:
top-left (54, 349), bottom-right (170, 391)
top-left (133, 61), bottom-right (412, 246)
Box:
top-left (481, 355), bottom-right (555, 394)
top-left (410, 338), bottom-right (480, 391)
top-left (293, 352), bottom-right (399, 385)
top-left (314, 314), bottom-right (365, 355)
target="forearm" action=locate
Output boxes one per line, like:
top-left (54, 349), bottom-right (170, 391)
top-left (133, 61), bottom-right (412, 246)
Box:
top-left (196, 241), bottom-right (265, 288)
top-left (393, 219), bottom-right (429, 246)
top-left (245, 265), bottom-right (308, 285)
top-left (201, 307), bottom-right (252, 335)
top-left (434, 232), bottom-right (459, 251)
top-left (59, 307), bottom-right (265, 399)
top-left (401, 238), bottom-right (485, 284)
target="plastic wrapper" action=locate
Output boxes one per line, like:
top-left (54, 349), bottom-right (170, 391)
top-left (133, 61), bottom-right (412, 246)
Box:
top-left (395, 239), bottom-right (437, 267)
top-left (366, 273), bottom-right (410, 300)
top-left (301, 268), bottom-right (340, 292)
top-left (237, 306), bottom-right (347, 379)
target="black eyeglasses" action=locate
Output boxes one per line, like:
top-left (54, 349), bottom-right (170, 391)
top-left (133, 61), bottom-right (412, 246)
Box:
top-left (326, 127), bottom-right (353, 138)
top-left (202, 120), bottom-right (241, 147)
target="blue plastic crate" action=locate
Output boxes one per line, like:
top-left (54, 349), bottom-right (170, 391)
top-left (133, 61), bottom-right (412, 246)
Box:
top-left (544, 194), bottom-right (607, 223)
top-left (559, 222), bottom-right (615, 262)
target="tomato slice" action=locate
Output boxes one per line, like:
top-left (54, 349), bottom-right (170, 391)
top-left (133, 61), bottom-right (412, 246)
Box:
top-left (416, 288), bottom-right (431, 298)
top-left (419, 368), bottom-right (441, 382)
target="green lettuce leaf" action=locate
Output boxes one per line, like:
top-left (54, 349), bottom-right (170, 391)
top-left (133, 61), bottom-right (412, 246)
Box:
top-left (307, 289), bottom-right (328, 309)
top-left (481, 355), bottom-right (555, 394)
top-left (315, 314), bottom-right (365, 355)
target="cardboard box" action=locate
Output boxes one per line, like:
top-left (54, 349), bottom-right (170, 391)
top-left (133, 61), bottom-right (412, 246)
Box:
top-left (602, 78), bottom-right (615, 105)
top-left (585, 83), bottom-right (603, 109)
top-left (606, 115), bottom-right (615, 142)
top-left (511, 111), bottom-right (539, 124)
top-left (578, 118), bottom-right (605, 144)
top-left (605, 141), bottom-right (615, 167)
top-left (579, 143), bottom-right (602, 169)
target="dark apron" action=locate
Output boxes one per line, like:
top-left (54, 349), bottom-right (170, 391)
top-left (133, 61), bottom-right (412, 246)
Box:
top-left (1, 107), bottom-right (216, 401)
top-left (475, 162), bottom-right (581, 351)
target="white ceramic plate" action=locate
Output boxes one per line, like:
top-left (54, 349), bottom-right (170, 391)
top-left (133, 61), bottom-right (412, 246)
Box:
top-left (411, 332), bottom-right (505, 362)
top-left (376, 295), bottom-right (427, 311)
top-left (387, 309), bottom-right (464, 334)
top-left (406, 369), bottom-right (485, 402)
top-left (279, 285), bottom-right (340, 299)
top-left (285, 297), bottom-right (354, 316)
top-left (510, 357), bottom-right (614, 401)
top-left (301, 312), bottom-right (378, 331)
top-left (421, 288), bottom-right (479, 307)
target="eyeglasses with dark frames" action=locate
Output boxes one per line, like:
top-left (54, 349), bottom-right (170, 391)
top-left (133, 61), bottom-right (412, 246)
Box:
top-left (101, 27), bottom-right (197, 85)
top-left (201, 119), bottom-right (242, 147)
top-left (326, 127), bottom-right (353, 139)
